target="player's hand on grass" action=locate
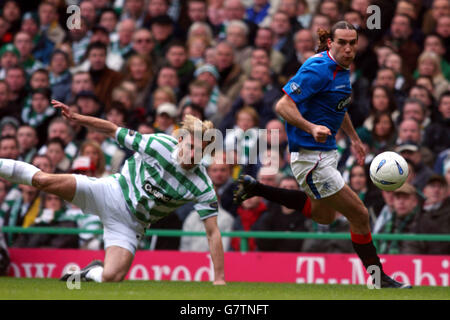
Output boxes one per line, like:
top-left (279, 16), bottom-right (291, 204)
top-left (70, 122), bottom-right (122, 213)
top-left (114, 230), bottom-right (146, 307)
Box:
top-left (52, 99), bottom-right (75, 121)
top-left (213, 280), bottom-right (226, 285)
top-left (311, 125), bottom-right (331, 143)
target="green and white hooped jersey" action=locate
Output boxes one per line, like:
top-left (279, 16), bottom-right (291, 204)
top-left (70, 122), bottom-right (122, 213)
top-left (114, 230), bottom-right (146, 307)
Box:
top-left (113, 128), bottom-right (218, 225)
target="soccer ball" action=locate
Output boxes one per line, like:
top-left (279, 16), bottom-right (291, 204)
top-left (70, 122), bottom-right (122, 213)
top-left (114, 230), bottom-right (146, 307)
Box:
top-left (369, 151), bottom-right (409, 191)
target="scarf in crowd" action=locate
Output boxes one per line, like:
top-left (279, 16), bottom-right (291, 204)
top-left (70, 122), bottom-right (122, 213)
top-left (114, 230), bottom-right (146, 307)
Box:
top-left (21, 103), bottom-right (56, 128)
top-left (378, 206), bottom-right (419, 254)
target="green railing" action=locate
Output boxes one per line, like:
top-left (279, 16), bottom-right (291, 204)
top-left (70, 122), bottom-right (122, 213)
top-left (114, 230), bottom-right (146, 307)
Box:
top-left (2, 226), bottom-right (450, 252)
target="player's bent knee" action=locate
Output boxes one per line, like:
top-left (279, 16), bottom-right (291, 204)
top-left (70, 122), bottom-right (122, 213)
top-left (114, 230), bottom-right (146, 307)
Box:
top-left (102, 271), bottom-right (125, 282)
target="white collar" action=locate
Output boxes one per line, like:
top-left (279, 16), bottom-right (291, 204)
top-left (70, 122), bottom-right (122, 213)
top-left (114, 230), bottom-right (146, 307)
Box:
top-left (327, 51), bottom-right (350, 70)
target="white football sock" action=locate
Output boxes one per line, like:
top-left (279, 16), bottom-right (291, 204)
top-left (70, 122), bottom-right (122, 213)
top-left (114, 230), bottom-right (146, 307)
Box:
top-left (0, 159), bottom-right (41, 186)
top-left (85, 266), bottom-right (103, 283)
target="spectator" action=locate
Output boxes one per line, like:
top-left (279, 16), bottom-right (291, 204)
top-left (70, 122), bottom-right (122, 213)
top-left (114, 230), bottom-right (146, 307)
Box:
top-left (13, 31), bottom-right (44, 76)
top-left (362, 85), bottom-right (399, 131)
top-left (0, 135), bottom-right (19, 160)
top-left (416, 51), bottom-right (450, 100)
top-left (382, 14), bottom-right (422, 75)
top-left (225, 20), bottom-right (252, 64)
top-left (21, 87), bottom-right (57, 145)
top-left (213, 41), bottom-right (244, 102)
top-left (250, 63), bottom-right (283, 109)
top-left (65, 71), bottom-right (94, 104)
top-left (370, 112), bottom-right (397, 153)
top-left (420, 33), bottom-right (450, 82)
top-left (79, 140), bottom-right (108, 177)
top-left (0, 43), bottom-right (20, 80)
top-left (154, 65), bottom-right (182, 102)
top-left (278, 0), bottom-right (304, 32)
top-left (45, 137), bottom-right (71, 172)
top-left (395, 141), bottom-right (434, 190)
top-left (48, 49), bottom-right (72, 103)
top-left (13, 192), bottom-right (79, 248)
top-left (373, 190), bottom-right (395, 233)
top-left (86, 41), bottom-right (124, 107)
top-left (21, 11), bottom-right (54, 66)
top-left (347, 164), bottom-right (384, 223)
top-left (255, 176), bottom-right (308, 252)
top-left (129, 28), bottom-right (157, 69)
top-left (180, 198), bottom-right (234, 251)
top-left (435, 16), bottom-right (450, 62)
top-left (153, 102), bottom-right (179, 134)
top-left (38, 117), bottom-right (78, 162)
top-left (251, 27), bottom-right (286, 75)
top-left (224, 106), bottom-right (260, 166)
top-left (231, 194), bottom-right (267, 252)
top-left (99, 8), bottom-right (119, 35)
top-left (424, 91), bottom-right (450, 155)
top-left (74, 24), bottom-right (125, 72)
top-left (422, 0), bottom-right (450, 35)
top-left (270, 11), bottom-right (295, 62)
top-left (0, 81), bottom-right (18, 121)
top-left (17, 125), bottom-right (39, 163)
top-left (219, 0), bottom-right (257, 45)
top-left (376, 182), bottom-right (423, 254)
top-left (193, 63), bottom-right (232, 123)
top-left (0, 116), bottom-right (18, 138)
top-left (37, 1), bottom-right (65, 45)
top-left (219, 77), bottom-right (276, 133)
top-left (123, 54), bottom-right (154, 109)
top-left (403, 174), bottom-right (450, 254)
top-left (5, 66), bottom-right (27, 107)
top-left (121, 0), bottom-right (146, 28)
top-left (375, 66), bottom-right (407, 109)
top-left (148, 14), bottom-right (178, 58)
top-left (281, 29), bottom-right (315, 80)
top-left (2, 0), bottom-right (21, 35)
top-left (67, 16), bottom-right (91, 65)
top-left (165, 41), bottom-right (195, 96)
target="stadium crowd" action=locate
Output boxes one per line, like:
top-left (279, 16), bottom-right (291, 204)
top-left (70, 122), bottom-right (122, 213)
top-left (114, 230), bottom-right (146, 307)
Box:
top-left (0, 0), bottom-right (449, 272)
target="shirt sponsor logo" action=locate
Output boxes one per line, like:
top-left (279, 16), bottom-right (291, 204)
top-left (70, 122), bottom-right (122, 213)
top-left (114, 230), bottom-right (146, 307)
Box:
top-left (143, 181), bottom-right (171, 202)
top-left (336, 95), bottom-right (351, 111)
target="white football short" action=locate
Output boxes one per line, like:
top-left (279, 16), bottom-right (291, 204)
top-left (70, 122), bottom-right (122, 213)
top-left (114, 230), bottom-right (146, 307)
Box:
top-left (72, 175), bottom-right (147, 255)
top-left (290, 149), bottom-right (345, 199)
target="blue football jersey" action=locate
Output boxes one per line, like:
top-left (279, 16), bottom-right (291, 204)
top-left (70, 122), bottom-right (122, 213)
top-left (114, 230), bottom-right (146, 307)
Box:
top-left (282, 51), bottom-right (352, 151)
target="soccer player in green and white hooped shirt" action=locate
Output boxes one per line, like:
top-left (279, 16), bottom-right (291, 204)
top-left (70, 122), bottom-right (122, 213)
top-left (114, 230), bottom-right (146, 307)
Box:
top-left (0, 99), bottom-right (226, 285)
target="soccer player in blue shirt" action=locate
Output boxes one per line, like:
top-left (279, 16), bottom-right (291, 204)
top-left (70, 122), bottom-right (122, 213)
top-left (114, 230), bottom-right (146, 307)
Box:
top-left (235, 21), bottom-right (411, 288)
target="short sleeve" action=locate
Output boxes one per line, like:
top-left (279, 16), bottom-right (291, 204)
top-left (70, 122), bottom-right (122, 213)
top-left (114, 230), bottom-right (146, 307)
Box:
top-left (283, 64), bottom-right (327, 105)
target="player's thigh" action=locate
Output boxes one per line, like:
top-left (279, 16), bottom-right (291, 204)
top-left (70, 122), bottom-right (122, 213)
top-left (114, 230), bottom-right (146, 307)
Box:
top-left (102, 246), bottom-right (134, 282)
top-left (32, 172), bottom-right (77, 202)
top-left (322, 184), bottom-right (369, 227)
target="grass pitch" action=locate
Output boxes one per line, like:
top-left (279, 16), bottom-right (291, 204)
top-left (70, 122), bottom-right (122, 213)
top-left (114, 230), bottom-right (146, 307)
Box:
top-left (0, 277), bottom-right (448, 300)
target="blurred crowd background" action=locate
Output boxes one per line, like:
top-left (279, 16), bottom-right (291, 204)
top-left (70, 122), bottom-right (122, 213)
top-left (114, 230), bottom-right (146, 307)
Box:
top-left (0, 0), bottom-right (449, 272)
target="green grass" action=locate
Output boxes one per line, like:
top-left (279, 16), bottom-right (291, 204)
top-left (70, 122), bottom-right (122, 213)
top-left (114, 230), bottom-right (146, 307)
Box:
top-left (0, 278), bottom-right (449, 300)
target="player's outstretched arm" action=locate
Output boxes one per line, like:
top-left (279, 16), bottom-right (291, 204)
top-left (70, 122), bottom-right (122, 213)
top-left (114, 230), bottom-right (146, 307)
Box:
top-left (52, 99), bottom-right (118, 138)
top-left (203, 216), bottom-right (226, 285)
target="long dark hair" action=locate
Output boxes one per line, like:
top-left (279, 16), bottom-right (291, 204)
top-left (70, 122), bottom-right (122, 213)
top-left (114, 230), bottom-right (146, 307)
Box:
top-left (316, 21), bottom-right (357, 53)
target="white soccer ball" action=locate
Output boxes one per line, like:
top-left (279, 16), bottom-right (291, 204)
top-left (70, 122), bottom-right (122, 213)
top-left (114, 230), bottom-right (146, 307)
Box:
top-left (369, 151), bottom-right (409, 191)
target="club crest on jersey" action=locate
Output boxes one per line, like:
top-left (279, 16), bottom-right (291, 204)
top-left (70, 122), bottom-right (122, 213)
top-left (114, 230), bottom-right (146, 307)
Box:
top-left (336, 95), bottom-right (351, 111)
top-left (129, 130), bottom-right (136, 136)
top-left (290, 82), bottom-right (302, 94)
top-left (177, 184), bottom-right (187, 195)
top-left (143, 181), bottom-right (171, 202)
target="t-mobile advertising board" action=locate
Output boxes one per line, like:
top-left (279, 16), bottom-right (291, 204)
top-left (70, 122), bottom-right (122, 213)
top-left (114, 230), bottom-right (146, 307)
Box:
top-left (7, 249), bottom-right (450, 286)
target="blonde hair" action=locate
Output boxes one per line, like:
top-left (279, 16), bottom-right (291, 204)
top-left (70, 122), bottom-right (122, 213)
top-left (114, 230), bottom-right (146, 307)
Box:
top-left (418, 51), bottom-right (443, 78)
top-left (175, 114), bottom-right (215, 145)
